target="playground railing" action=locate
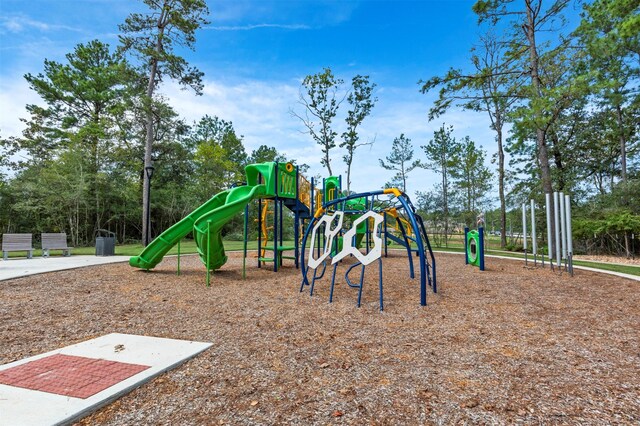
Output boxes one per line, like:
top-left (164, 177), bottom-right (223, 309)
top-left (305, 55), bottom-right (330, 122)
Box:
top-left (297, 174), bottom-right (321, 210)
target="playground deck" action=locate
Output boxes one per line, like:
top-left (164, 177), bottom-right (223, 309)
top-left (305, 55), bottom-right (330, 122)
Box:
top-left (1, 252), bottom-right (638, 424)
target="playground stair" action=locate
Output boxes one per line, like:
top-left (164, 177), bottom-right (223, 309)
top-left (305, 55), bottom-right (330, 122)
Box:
top-left (283, 197), bottom-right (312, 219)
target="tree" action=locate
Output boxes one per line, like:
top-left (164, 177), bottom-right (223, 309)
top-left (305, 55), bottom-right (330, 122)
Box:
top-left (188, 115), bottom-right (247, 186)
top-left (119, 0), bottom-right (210, 245)
top-left (450, 136), bottom-right (493, 226)
top-left (421, 125), bottom-right (461, 243)
top-left (341, 75), bottom-right (377, 192)
top-left (17, 40), bottom-right (139, 236)
top-left (188, 116), bottom-right (247, 201)
top-left (249, 145), bottom-right (286, 164)
top-left (420, 32), bottom-right (521, 248)
top-left (379, 134), bottom-right (420, 193)
top-left (576, 0), bottom-right (640, 183)
top-left (291, 67), bottom-right (344, 176)
top-left (473, 0), bottom-right (572, 198)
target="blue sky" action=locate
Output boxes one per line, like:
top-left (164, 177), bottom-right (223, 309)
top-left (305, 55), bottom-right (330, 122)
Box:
top-left (0, 0), bottom-right (520, 200)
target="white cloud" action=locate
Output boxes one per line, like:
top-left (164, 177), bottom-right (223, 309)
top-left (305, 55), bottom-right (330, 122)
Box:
top-left (162, 78), bottom-right (499, 202)
top-left (0, 74), bottom-right (40, 138)
top-left (0, 14), bottom-right (83, 34)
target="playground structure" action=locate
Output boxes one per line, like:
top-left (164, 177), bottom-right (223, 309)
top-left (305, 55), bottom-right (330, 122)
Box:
top-left (129, 161), bottom-right (436, 307)
top-left (299, 187), bottom-right (437, 309)
top-left (130, 161), bottom-right (315, 284)
top-left (464, 217), bottom-right (485, 271)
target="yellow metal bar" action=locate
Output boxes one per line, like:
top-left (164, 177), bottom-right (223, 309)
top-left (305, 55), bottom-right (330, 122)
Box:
top-left (383, 187), bottom-right (402, 197)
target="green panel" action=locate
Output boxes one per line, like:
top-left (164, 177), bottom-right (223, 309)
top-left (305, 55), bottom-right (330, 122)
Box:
top-left (466, 230), bottom-right (481, 267)
top-left (331, 236), bottom-right (344, 256)
top-left (347, 196), bottom-right (367, 212)
top-left (245, 162), bottom-right (277, 197)
top-left (324, 176), bottom-right (340, 204)
top-left (277, 162), bottom-right (297, 199)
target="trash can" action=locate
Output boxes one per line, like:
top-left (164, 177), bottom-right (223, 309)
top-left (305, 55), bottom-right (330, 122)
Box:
top-left (95, 229), bottom-right (116, 256)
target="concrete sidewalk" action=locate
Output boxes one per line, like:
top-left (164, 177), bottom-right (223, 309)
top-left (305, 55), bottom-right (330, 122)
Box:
top-left (0, 255), bottom-right (130, 282)
top-left (0, 333), bottom-right (212, 426)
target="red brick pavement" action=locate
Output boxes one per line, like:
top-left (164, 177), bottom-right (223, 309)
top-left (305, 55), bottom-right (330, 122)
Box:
top-left (0, 354), bottom-right (150, 399)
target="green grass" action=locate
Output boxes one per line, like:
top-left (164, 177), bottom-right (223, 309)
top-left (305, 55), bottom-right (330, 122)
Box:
top-left (425, 245), bottom-right (640, 277)
top-left (5, 238), bottom-right (639, 277)
top-left (365, 238), bottom-right (640, 276)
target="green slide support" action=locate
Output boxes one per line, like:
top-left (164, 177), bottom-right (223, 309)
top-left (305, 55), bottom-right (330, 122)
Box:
top-left (130, 184), bottom-right (266, 271)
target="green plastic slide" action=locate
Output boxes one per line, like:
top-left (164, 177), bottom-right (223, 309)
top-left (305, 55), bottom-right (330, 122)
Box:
top-left (130, 183), bottom-right (266, 271)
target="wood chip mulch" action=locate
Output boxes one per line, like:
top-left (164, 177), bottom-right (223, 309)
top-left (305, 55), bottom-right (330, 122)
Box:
top-left (1, 251), bottom-right (639, 425)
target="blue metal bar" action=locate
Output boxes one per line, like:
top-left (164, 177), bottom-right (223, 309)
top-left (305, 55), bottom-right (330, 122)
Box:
top-left (378, 257), bottom-right (384, 311)
top-left (294, 166), bottom-right (300, 269)
top-left (273, 162), bottom-right (278, 272)
top-left (322, 177), bottom-right (326, 206)
top-left (365, 203), bottom-right (370, 254)
top-left (464, 227), bottom-right (469, 265)
top-left (279, 197), bottom-right (284, 267)
top-left (394, 195), bottom-right (427, 306)
top-left (299, 216), bottom-right (317, 289)
top-left (383, 212), bottom-right (388, 258)
top-left (344, 262), bottom-right (362, 288)
top-left (414, 213), bottom-right (437, 293)
top-left (395, 214), bottom-right (415, 279)
top-left (479, 226), bottom-right (485, 271)
top-left (310, 260), bottom-right (328, 295)
top-left (357, 264), bottom-right (365, 307)
top-left (294, 211), bottom-right (300, 269)
top-left (300, 265), bottom-right (311, 292)
top-left (344, 262), bottom-right (365, 307)
top-left (257, 195), bottom-right (262, 269)
top-left (329, 263), bottom-right (338, 303)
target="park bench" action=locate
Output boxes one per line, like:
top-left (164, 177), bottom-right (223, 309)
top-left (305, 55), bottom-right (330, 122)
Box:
top-left (41, 233), bottom-right (72, 257)
top-left (2, 233), bottom-right (34, 260)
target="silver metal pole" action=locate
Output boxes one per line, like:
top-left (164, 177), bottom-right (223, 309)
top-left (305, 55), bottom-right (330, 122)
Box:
top-left (522, 203), bottom-right (527, 265)
top-left (560, 192), bottom-right (567, 262)
top-left (565, 194), bottom-right (573, 275)
top-left (545, 193), bottom-right (553, 266)
top-left (530, 199), bottom-right (537, 257)
top-left (554, 191), bottom-right (561, 268)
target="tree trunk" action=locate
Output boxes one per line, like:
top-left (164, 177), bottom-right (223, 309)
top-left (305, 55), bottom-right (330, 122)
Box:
top-left (345, 160), bottom-right (351, 193)
top-left (142, 9), bottom-right (166, 246)
top-left (615, 103), bottom-right (627, 183)
top-left (525, 0), bottom-right (554, 221)
top-left (550, 131), bottom-right (565, 191)
top-left (497, 126), bottom-right (507, 249)
top-left (443, 167), bottom-right (448, 247)
top-left (624, 231), bottom-right (631, 259)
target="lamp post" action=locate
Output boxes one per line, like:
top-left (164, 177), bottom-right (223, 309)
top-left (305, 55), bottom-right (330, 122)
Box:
top-left (144, 165), bottom-right (155, 246)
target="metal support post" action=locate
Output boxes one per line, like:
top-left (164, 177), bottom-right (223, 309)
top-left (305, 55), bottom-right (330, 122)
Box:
top-left (531, 199), bottom-right (537, 267)
top-left (522, 203), bottom-right (528, 266)
top-left (177, 238), bottom-right (181, 276)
